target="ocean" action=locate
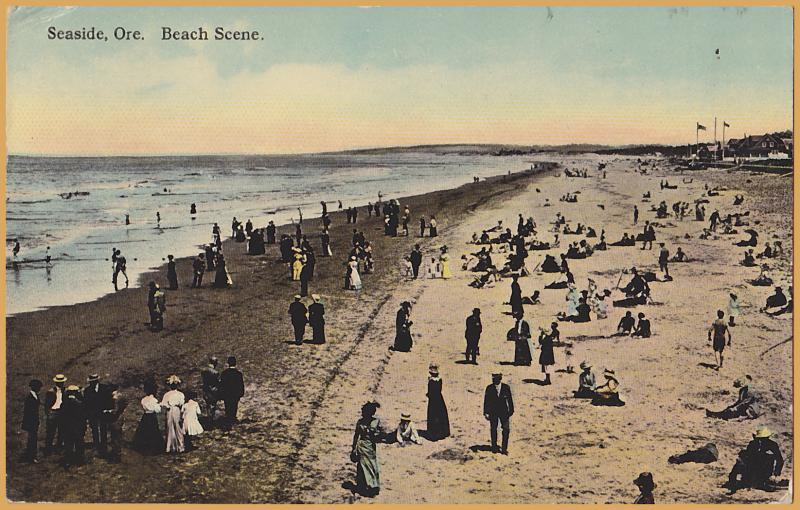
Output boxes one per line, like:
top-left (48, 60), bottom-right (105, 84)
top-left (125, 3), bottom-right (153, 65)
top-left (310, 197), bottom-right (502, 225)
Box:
top-left (6, 151), bottom-right (543, 315)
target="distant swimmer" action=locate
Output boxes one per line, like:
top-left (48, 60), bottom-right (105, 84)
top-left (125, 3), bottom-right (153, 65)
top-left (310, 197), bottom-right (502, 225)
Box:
top-left (45, 247), bottom-right (51, 265)
top-left (190, 203), bottom-right (197, 215)
top-left (125, 214), bottom-right (130, 226)
top-left (156, 211), bottom-right (161, 224)
top-left (12, 239), bottom-right (20, 260)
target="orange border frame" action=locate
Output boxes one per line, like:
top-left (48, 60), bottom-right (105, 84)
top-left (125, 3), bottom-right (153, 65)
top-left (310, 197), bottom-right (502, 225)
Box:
top-left (0, 3), bottom-right (796, 509)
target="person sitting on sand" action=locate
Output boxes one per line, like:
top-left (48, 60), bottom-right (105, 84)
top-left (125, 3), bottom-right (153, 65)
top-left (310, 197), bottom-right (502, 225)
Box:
top-left (750, 265), bottom-right (774, 287)
top-left (671, 247), bottom-right (689, 262)
top-left (558, 297), bottom-right (591, 323)
top-left (706, 375), bottom-right (761, 420)
top-left (757, 242), bottom-right (773, 259)
top-left (394, 413), bottom-right (421, 446)
top-left (724, 427), bottom-right (785, 494)
top-left (631, 312), bottom-right (651, 338)
top-left (766, 286), bottom-right (792, 316)
top-left (573, 361), bottom-right (596, 398)
top-left (733, 194), bottom-right (744, 206)
top-left (761, 286), bottom-right (787, 312)
top-left (614, 311), bottom-right (636, 335)
top-left (772, 241), bottom-right (783, 257)
top-left (742, 249), bottom-right (757, 267)
top-left (591, 369), bottom-right (624, 406)
top-left (621, 268), bottom-right (650, 302)
top-left (540, 255), bottom-right (561, 273)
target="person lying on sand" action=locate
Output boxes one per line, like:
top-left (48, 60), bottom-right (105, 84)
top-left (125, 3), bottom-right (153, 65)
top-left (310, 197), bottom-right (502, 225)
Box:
top-left (545, 271), bottom-right (574, 290)
top-left (734, 230), bottom-right (758, 247)
top-left (609, 233), bottom-right (635, 247)
top-left (706, 376), bottom-right (761, 420)
top-left (669, 443), bottom-right (719, 464)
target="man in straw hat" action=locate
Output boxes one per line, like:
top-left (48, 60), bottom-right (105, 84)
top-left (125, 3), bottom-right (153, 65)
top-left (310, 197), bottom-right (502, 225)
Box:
top-left (725, 426), bottom-right (786, 493)
top-left (395, 412), bottom-right (421, 446)
top-left (464, 308), bottom-right (482, 364)
top-left (288, 295), bottom-right (308, 345)
top-left (44, 374), bottom-right (67, 455)
top-left (308, 294), bottom-right (326, 344)
top-left (483, 373), bottom-right (514, 454)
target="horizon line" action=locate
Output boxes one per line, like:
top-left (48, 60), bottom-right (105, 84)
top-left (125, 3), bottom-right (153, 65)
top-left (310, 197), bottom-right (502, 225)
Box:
top-left (10, 138), bottom-right (788, 159)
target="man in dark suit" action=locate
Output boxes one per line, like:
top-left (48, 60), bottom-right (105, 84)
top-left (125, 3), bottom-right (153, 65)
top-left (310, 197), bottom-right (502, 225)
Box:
top-left (220, 356), bottom-right (245, 425)
top-left (299, 261), bottom-right (311, 297)
top-left (82, 373), bottom-right (112, 454)
top-left (483, 373), bottom-right (514, 454)
top-left (464, 308), bottom-right (482, 364)
top-left (288, 295), bottom-right (308, 345)
top-left (21, 379), bottom-right (43, 463)
top-left (308, 295), bottom-right (326, 344)
top-left (410, 245), bottom-right (423, 279)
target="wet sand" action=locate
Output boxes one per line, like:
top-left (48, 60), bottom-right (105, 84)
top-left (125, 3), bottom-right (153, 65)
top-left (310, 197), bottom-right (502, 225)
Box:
top-left (6, 162), bottom-right (549, 502)
top-left (6, 157), bottom-right (792, 503)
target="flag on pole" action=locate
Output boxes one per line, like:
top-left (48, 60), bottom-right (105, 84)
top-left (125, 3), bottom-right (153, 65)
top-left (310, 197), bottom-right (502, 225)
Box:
top-left (697, 123), bottom-right (707, 131)
top-left (723, 121), bottom-right (730, 128)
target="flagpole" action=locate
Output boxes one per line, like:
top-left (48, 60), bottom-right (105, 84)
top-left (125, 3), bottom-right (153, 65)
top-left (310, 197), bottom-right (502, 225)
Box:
top-left (714, 117), bottom-right (717, 160)
top-left (696, 124), bottom-right (699, 158)
top-left (722, 122), bottom-right (726, 160)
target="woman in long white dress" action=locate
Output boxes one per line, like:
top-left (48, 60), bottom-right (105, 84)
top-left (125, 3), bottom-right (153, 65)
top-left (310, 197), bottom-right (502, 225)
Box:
top-left (161, 375), bottom-right (185, 453)
top-left (566, 284), bottom-right (580, 317)
top-left (348, 257), bottom-right (362, 290)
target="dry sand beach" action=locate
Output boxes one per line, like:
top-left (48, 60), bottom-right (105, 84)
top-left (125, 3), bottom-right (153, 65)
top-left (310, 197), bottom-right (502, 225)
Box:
top-left (6, 155), bottom-right (793, 503)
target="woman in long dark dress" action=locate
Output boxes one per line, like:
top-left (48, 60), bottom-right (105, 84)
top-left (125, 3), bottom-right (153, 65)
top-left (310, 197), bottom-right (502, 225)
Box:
top-left (512, 311), bottom-right (532, 366)
top-left (509, 275), bottom-right (523, 317)
top-left (425, 364), bottom-right (450, 441)
top-left (133, 381), bottom-right (164, 455)
top-left (392, 302), bottom-right (413, 352)
top-left (350, 402), bottom-right (383, 497)
top-left (166, 255), bottom-right (178, 290)
top-left (214, 254), bottom-right (230, 288)
top-left (538, 322), bottom-right (557, 385)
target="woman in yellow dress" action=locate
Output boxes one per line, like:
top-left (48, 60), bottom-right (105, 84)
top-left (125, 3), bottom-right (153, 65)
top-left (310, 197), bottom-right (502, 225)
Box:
top-left (440, 246), bottom-right (452, 279)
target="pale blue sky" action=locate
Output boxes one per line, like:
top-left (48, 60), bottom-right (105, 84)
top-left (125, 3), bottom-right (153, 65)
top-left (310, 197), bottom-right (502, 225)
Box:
top-left (7, 7), bottom-right (793, 155)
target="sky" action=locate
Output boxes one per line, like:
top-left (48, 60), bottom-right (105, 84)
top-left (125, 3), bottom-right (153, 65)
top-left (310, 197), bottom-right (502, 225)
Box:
top-left (6, 6), bottom-right (794, 156)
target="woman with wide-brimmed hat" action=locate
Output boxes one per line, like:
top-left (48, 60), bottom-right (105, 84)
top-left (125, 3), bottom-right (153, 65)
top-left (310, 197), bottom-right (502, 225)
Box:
top-left (633, 472), bottom-right (656, 503)
top-left (350, 401), bottom-right (383, 497)
top-left (591, 369), bottom-right (625, 406)
top-left (426, 364), bottom-right (451, 441)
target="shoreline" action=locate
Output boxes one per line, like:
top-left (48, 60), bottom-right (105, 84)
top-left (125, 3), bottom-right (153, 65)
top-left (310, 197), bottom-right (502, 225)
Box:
top-left (6, 162), bottom-right (554, 502)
